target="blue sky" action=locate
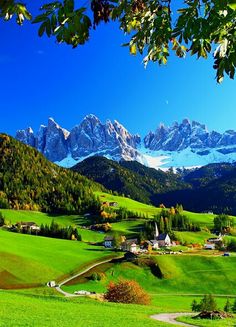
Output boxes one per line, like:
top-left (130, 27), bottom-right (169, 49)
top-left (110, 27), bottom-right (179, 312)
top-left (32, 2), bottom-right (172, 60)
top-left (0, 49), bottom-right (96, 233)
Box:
top-left (0, 2), bottom-right (236, 137)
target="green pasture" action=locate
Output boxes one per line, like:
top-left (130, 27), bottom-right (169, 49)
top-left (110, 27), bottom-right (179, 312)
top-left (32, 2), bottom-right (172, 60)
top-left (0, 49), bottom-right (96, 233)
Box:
top-left (62, 254), bottom-right (236, 296)
top-left (0, 229), bottom-right (114, 289)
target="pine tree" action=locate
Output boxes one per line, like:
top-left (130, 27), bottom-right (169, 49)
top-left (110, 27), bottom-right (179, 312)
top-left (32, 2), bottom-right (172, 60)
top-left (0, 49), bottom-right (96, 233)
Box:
top-left (224, 298), bottom-right (231, 312)
top-left (232, 299), bottom-right (236, 313)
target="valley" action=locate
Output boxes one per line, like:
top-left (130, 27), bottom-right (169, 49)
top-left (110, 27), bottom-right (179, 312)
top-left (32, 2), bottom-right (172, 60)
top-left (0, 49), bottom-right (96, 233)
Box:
top-left (1, 133), bottom-right (236, 326)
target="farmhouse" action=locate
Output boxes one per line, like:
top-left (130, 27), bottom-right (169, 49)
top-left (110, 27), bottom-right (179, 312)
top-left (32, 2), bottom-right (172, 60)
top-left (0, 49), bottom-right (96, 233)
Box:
top-left (121, 239), bottom-right (138, 253)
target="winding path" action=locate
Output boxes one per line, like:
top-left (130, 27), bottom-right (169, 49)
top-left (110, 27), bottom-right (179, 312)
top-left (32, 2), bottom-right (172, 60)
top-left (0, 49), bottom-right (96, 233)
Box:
top-left (54, 257), bottom-right (120, 297)
top-left (150, 313), bottom-right (197, 326)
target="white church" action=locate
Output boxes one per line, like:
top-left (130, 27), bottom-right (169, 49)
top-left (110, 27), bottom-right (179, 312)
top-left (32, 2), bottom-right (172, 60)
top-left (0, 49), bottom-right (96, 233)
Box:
top-left (149, 223), bottom-right (172, 248)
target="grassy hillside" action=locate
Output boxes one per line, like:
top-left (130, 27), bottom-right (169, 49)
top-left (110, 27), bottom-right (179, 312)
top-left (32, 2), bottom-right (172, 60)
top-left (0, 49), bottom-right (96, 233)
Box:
top-left (0, 229), bottom-right (114, 289)
top-left (96, 191), bottom-right (162, 217)
top-left (95, 191), bottom-right (236, 227)
top-left (0, 291), bottom-right (164, 327)
top-left (1, 290), bottom-right (235, 327)
top-left (0, 209), bottom-right (78, 226)
top-left (63, 255), bottom-right (236, 295)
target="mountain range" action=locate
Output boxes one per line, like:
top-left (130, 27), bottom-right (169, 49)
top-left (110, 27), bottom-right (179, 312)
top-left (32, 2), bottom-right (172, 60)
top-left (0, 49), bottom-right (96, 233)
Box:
top-left (2, 133), bottom-right (236, 214)
top-left (16, 115), bottom-right (236, 169)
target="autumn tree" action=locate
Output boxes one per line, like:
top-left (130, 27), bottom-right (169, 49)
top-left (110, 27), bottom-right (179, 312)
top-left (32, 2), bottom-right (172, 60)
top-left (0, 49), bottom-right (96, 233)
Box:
top-left (104, 279), bottom-right (150, 305)
top-left (1, 0), bottom-right (236, 82)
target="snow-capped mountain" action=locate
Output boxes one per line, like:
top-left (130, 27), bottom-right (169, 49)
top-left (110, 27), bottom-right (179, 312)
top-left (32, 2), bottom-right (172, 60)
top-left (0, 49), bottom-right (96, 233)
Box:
top-left (144, 119), bottom-right (236, 151)
top-left (16, 115), bottom-right (141, 165)
top-left (15, 116), bottom-right (236, 169)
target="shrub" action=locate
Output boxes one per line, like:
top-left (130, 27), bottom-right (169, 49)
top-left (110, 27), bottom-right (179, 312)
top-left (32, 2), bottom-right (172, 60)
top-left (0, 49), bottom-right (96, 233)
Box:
top-left (191, 294), bottom-right (217, 312)
top-left (104, 279), bottom-right (150, 305)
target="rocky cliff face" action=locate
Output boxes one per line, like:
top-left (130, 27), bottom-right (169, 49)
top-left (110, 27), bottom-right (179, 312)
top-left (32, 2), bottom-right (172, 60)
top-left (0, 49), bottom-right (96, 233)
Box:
top-left (15, 116), bottom-right (236, 169)
top-left (144, 119), bottom-right (236, 151)
top-left (16, 115), bottom-right (141, 164)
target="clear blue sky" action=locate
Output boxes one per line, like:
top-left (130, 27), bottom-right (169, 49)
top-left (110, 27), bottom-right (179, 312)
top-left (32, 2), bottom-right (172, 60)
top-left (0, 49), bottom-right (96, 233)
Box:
top-left (0, 2), bottom-right (236, 137)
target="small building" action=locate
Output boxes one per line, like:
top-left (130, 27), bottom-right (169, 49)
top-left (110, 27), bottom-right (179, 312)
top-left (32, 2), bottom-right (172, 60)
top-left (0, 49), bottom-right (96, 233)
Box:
top-left (104, 236), bottom-right (114, 248)
top-left (150, 240), bottom-right (159, 249)
top-left (207, 236), bottom-right (222, 244)
top-left (47, 281), bottom-right (56, 287)
top-left (109, 202), bottom-right (118, 207)
top-left (157, 233), bottom-right (171, 247)
top-left (204, 243), bottom-right (215, 250)
top-left (17, 222), bottom-right (40, 231)
top-left (121, 239), bottom-right (138, 252)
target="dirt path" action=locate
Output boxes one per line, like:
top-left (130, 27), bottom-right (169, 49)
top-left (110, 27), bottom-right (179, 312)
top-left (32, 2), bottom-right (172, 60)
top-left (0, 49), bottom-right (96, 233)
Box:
top-left (150, 313), bottom-right (196, 326)
top-left (54, 257), bottom-right (121, 297)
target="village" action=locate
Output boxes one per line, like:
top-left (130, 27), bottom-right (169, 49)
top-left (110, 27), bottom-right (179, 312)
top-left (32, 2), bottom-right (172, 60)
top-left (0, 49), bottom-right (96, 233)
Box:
top-left (3, 199), bottom-right (232, 258)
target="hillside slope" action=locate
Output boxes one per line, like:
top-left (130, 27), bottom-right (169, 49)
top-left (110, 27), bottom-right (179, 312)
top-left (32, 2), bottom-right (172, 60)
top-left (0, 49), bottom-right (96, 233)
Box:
top-left (72, 156), bottom-right (188, 204)
top-left (0, 134), bottom-right (103, 214)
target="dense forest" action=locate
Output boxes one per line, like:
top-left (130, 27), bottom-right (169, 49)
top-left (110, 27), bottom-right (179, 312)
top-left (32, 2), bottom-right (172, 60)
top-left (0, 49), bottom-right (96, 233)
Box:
top-left (157, 164), bottom-right (236, 215)
top-left (0, 134), bottom-right (103, 214)
top-left (72, 156), bottom-right (189, 204)
top-left (73, 156), bottom-right (236, 215)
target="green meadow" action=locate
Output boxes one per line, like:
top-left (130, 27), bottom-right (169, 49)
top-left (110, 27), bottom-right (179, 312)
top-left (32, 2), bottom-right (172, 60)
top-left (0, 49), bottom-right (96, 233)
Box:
top-left (62, 255), bottom-right (236, 295)
top-left (0, 229), bottom-right (115, 289)
top-left (0, 290), bottom-right (169, 327)
top-left (0, 209), bottom-right (80, 226)
top-left (1, 290), bottom-right (236, 327)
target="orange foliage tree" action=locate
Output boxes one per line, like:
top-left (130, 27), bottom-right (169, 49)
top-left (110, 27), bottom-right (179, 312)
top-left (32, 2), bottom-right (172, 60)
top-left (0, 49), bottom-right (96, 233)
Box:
top-left (104, 279), bottom-right (150, 305)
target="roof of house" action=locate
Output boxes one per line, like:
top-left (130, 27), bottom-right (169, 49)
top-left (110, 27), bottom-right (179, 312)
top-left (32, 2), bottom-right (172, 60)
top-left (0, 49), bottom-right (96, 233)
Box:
top-left (125, 238), bottom-right (138, 244)
top-left (19, 222), bottom-right (37, 227)
top-left (104, 236), bottom-right (114, 241)
top-left (150, 240), bottom-right (158, 244)
top-left (157, 233), bottom-right (169, 241)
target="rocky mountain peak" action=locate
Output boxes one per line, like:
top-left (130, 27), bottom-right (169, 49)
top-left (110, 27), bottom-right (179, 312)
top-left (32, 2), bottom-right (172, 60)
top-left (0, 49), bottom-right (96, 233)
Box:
top-left (15, 116), bottom-right (236, 169)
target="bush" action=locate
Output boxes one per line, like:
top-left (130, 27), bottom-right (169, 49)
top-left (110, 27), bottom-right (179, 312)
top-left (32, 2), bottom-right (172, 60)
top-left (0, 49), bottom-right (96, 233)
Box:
top-left (104, 280), bottom-right (150, 305)
top-left (191, 295), bottom-right (217, 312)
top-left (90, 272), bottom-right (102, 281)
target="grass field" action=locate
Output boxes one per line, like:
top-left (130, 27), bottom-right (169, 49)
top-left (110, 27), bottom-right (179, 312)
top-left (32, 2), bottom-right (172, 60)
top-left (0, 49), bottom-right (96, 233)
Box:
top-left (1, 290), bottom-right (236, 327)
top-left (0, 290), bottom-right (170, 327)
top-left (62, 255), bottom-right (236, 296)
top-left (0, 209), bottom-right (80, 226)
top-left (0, 229), bottom-right (115, 289)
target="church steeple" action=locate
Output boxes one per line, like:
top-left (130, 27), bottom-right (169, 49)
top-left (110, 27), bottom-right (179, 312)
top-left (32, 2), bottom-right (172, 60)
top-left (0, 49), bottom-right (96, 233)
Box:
top-left (154, 222), bottom-right (159, 240)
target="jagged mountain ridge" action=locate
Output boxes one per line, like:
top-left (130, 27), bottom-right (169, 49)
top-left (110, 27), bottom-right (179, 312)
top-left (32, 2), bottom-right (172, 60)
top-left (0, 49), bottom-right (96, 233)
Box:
top-left (144, 119), bottom-right (236, 151)
top-left (16, 116), bottom-right (236, 169)
top-left (16, 115), bottom-right (141, 164)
